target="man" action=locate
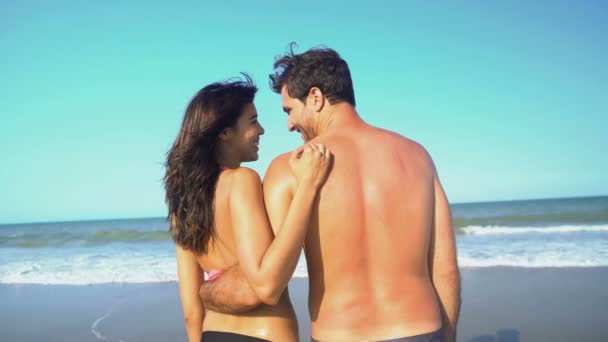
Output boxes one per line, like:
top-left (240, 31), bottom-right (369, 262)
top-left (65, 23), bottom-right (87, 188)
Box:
top-left (200, 45), bottom-right (460, 342)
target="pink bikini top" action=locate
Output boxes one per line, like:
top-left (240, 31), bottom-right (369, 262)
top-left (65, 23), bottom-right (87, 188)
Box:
top-left (207, 269), bottom-right (225, 282)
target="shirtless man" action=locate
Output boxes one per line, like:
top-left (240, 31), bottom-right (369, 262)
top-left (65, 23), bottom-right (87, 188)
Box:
top-left (201, 45), bottom-right (460, 342)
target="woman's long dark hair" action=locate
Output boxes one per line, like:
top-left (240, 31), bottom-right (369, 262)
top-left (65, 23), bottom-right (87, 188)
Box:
top-left (164, 75), bottom-right (257, 254)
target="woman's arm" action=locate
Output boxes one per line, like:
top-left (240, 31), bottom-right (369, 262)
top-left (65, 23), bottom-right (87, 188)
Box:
top-left (230, 143), bottom-right (330, 304)
top-left (176, 245), bottom-right (205, 342)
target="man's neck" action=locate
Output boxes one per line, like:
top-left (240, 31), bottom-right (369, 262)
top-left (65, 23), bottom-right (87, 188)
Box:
top-left (315, 103), bottom-right (362, 137)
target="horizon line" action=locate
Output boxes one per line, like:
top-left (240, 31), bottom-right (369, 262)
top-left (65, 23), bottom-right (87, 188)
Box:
top-left (1, 194), bottom-right (606, 226)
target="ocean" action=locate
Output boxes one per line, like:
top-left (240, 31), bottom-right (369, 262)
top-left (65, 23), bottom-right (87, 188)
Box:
top-left (1, 196), bottom-right (607, 284)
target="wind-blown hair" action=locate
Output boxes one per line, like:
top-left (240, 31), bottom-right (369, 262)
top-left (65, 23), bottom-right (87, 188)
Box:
top-left (269, 43), bottom-right (356, 106)
top-left (164, 75), bottom-right (257, 254)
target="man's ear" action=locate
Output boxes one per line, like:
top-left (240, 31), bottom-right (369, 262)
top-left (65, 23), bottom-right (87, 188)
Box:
top-left (307, 87), bottom-right (325, 113)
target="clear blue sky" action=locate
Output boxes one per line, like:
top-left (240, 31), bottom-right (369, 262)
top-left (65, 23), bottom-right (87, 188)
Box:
top-left (1, 0), bottom-right (606, 224)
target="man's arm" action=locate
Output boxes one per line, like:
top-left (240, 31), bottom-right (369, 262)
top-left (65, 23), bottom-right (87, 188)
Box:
top-left (263, 153), bottom-right (296, 246)
top-left (199, 265), bottom-right (261, 314)
top-left (429, 168), bottom-right (461, 342)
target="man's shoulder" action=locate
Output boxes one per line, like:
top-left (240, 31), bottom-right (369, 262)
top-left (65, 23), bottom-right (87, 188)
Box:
top-left (365, 124), bottom-right (423, 149)
top-left (403, 136), bottom-right (431, 159)
top-left (263, 152), bottom-right (295, 192)
top-left (370, 126), bottom-right (435, 170)
top-left (270, 151), bottom-right (292, 166)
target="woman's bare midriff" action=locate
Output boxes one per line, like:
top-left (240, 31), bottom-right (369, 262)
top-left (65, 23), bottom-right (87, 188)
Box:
top-left (202, 291), bottom-right (299, 341)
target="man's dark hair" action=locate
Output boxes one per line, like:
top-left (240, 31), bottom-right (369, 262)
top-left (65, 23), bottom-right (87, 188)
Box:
top-left (270, 43), bottom-right (356, 106)
top-left (164, 74), bottom-right (257, 254)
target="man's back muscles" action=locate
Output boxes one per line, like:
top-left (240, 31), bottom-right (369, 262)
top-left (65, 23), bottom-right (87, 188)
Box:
top-left (304, 126), bottom-right (444, 341)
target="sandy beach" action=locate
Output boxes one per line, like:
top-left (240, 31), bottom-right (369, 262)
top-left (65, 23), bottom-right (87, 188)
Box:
top-left (1, 267), bottom-right (607, 341)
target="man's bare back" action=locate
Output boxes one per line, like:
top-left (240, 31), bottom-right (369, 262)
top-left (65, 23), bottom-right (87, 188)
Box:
top-left (265, 121), bottom-right (449, 341)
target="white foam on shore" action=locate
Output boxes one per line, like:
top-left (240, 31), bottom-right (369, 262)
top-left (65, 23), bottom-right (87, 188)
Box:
top-left (0, 249), bottom-right (178, 285)
top-left (458, 257), bottom-right (608, 268)
top-left (3, 237), bottom-right (608, 284)
top-left (461, 224), bottom-right (608, 235)
top-left (3, 257), bottom-right (608, 284)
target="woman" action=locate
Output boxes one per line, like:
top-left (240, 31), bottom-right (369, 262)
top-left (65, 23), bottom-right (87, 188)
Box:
top-left (164, 75), bottom-right (330, 341)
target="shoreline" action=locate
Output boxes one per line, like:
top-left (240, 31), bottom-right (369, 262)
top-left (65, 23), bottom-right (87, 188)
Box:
top-left (1, 267), bottom-right (607, 341)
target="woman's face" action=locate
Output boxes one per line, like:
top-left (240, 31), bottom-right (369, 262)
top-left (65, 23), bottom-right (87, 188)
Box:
top-left (227, 103), bottom-right (265, 162)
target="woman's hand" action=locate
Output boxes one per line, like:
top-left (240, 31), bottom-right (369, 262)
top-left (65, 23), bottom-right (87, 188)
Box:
top-left (289, 142), bottom-right (332, 189)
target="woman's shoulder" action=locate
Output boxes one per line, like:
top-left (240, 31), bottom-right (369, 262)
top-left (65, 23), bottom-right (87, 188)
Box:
top-left (221, 166), bottom-right (262, 189)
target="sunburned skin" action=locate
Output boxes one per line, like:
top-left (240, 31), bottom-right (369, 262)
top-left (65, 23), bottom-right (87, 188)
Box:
top-left (264, 120), bottom-right (451, 341)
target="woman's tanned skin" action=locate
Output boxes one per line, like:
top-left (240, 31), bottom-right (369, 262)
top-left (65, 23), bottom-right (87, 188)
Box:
top-left (169, 79), bottom-right (331, 342)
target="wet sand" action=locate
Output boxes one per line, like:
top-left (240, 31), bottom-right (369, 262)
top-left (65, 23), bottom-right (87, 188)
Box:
top-left (1, 267), bottom-right (607, 341)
